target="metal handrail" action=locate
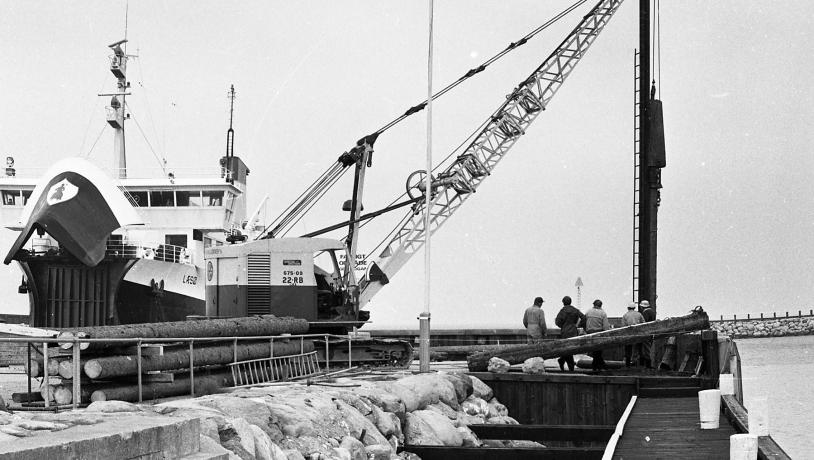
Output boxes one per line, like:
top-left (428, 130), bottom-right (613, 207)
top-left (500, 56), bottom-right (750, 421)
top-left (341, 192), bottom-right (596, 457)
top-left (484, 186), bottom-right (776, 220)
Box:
top-left (7, 332), bottom-right (358, 411)
top-left (22, 239), bottom-right (194, 265)
top-left (105, 240), bottom-right (192, 264)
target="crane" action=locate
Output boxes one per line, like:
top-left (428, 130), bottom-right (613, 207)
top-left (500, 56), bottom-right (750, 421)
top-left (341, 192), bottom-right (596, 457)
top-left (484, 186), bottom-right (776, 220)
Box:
top-left (205, 0), bottom-right (626, 332)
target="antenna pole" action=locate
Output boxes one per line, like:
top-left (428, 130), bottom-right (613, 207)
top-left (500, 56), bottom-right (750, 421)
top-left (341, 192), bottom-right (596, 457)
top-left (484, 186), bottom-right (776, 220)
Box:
top-left (418, 0), bottom-right (434, 373)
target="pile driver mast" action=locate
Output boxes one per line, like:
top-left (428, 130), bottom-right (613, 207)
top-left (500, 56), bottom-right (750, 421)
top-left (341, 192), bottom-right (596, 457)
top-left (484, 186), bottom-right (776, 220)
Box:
top-left (635, 0), bottom-right (666, 313)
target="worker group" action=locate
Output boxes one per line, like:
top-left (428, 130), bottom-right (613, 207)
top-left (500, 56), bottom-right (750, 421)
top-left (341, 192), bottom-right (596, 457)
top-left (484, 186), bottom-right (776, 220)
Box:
top-left (522, 296), bottom-right (656, 372)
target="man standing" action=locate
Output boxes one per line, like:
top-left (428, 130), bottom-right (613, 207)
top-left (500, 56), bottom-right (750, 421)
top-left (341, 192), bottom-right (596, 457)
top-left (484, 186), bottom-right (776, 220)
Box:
top-left (555, 296), bottom-right (585, 371)
top-left (639, 300), bottom-right (656, 367)
top-left (622, 302), bottom-right (645, 367)
top-left (585, 299), bottom-right (610, 371)
top-left (523, 297), bottom-right (547, 344)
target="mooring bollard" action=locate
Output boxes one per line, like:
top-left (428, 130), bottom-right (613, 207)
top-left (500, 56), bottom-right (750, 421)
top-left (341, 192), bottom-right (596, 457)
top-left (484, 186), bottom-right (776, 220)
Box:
top-left (730, 433), bottom-right (758, 460)
top-left (698, 389), bottom-right (721, 429)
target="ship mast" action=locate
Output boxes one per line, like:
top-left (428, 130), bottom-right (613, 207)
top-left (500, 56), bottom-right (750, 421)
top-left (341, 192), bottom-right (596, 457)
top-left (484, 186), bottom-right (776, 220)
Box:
top-left (636, 0), bottom-right (665, 313)
top-left (224, 85), bottom-right (236, 184)
top-left (101, 39), bottom-right (131, 179)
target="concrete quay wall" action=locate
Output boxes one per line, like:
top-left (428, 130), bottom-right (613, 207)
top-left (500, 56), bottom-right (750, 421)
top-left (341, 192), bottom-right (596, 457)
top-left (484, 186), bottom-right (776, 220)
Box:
top-left (710, 315), bottom-right (814, 338)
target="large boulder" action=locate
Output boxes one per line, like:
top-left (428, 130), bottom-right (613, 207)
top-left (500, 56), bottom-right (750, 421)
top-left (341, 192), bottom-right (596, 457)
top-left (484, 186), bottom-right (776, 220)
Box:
top-left (219, 417), bottom-right (257, 460)
top-left (486, 415), bottom-right (519, 425)
top-left (487, 399), bottom-right (509, 418)
top-left (522, 357), bottom-right (546, 374)
top-left (405, 410), bottom-right (463, 447)
top-left (438, 372), bottom-right (473, 403)
top-left (461, 395), bottom-right (489, 418)
top-left (198, 395), bottom-right (278, 438)
top-left (368, 404), bottom-right (398, 438)
top-left (379, 381), bottom-right (421, 413)
top-left (487, 357), bottom-right (511, 373)
top-left (397, 373), bottom-right (459, 409)
top-left (425, 401), bottom-right (458, 421)
top-left (457, 426), bottom-right (482, 447)
top-left (364, 444), bottom-right (393, 460)
top-left (85, 400), bottom-right (141, 413)
top-left (469, 376), bottom-right (494, 401)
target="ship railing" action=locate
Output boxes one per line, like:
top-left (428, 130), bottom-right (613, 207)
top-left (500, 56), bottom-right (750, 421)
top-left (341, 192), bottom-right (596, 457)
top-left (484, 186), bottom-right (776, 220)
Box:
top-left (3, 332), bottom-right (370, 411)
top-left (105, 239), bottom-right (193, 265)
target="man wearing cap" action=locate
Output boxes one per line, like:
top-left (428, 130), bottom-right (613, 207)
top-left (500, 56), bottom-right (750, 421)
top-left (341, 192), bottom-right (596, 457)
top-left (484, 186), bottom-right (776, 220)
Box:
top-left (639, 300), bottom-right (656, 367)
top-left (522, 297), bottom-right (547, 344)
top-left (622, 302), bottom-right (645, 367)
top-left (584, 299), bottom-right (611, 370)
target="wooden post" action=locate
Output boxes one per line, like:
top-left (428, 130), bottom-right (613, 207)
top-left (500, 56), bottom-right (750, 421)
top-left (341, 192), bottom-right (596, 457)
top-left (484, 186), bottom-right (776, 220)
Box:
top-left (701, 330), bottom-right (719, 389)
top-left (43, 342), bottom-right (49, 409)
top-left (189, 340), bottom-right (195, 397)
top-left (760, 313), bottom-right (763, 319)
top-left (137, 340), bottom-right (143, 403)
top-left (72, 343), bottom-right (80, 410)
top-left (26, 342), bottom-right (32, 404)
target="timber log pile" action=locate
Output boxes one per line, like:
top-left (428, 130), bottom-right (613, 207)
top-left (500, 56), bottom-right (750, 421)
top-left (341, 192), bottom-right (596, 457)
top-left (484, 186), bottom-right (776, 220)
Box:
top-left (20, 315), bottom-right (314, 406)
top-left (467, 309), bottom-right (710, 371)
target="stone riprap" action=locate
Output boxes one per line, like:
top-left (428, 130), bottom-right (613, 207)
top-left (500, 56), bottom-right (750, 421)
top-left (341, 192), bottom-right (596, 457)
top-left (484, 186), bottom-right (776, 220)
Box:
top-left (710, 316), bottom-right (814, 338)
top-left (1, 371), bottom-right (540, 460)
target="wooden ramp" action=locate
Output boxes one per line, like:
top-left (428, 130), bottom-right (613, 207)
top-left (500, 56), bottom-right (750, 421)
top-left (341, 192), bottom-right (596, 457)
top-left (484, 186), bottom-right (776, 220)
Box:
top-left (613, 397), bottom-right (736, 459)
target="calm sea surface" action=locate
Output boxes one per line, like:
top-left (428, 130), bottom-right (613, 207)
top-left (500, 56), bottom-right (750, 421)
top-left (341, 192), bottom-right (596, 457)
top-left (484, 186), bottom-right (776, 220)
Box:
top-left (736, 335), bottom-right (813, 459)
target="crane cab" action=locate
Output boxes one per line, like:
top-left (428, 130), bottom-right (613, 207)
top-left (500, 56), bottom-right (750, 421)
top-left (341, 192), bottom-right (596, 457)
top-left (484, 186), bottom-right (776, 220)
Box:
top-left (204, 238), bottom-right (350, 322)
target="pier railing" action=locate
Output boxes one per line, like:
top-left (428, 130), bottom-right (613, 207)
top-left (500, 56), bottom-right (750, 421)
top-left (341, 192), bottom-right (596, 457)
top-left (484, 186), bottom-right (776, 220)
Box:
top-left (3, 332), bottom-right (366, 411)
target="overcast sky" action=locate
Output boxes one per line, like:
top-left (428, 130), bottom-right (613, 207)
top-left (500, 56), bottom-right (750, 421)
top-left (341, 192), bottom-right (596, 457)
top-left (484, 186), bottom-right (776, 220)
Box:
top-left (0, 1), bottom-right (812, 328)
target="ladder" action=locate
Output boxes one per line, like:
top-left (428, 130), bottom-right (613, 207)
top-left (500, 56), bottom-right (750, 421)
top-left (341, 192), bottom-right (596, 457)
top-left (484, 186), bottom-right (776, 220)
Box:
top-left (632, 50), bottom-right (641, 302)
top-left (229, 351), bottom-right (321, 387)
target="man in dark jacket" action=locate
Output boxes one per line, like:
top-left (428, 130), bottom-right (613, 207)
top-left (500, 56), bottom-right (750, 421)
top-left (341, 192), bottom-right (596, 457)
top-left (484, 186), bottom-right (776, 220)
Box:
top-left (555, 296), bottom-right (586, 371)
top-left (639, 300), bottom-right (656, 367)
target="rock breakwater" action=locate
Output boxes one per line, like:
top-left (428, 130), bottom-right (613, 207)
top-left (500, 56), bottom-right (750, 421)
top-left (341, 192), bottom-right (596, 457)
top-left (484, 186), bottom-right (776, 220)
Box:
top-left (711, 316), bottom-right (814, 338)
top-left (2, 371), bottom-right (538, 459)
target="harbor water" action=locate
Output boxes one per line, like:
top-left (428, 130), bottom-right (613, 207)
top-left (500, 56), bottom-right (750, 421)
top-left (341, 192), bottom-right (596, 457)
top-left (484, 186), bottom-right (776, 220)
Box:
top-left (737, 335), bottom-right (813, 458)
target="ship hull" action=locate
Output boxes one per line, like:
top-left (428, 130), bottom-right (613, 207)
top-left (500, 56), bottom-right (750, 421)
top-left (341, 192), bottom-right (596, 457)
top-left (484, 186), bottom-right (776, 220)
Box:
top-left (19, 256), bottom-right (204, 328)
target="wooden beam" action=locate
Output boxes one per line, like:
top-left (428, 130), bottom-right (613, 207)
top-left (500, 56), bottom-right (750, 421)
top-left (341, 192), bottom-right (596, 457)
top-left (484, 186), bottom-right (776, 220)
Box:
top-left (721, 395), bottom-right (792, 460)
top-left (468, 424), bottom-right (614, 442)
top-left (399, 445), bottom-right (605, 460)
top-left (467, 310), bottom-right (709, 371)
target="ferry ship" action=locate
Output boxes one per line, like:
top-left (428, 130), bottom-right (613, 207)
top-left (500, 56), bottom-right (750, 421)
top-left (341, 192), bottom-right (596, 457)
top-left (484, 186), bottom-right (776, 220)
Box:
top-left (0, 39), bottom-right (250, 328)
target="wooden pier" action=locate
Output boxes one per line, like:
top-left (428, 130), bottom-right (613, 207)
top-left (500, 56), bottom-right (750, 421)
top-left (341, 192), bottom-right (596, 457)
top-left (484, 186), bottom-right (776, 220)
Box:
top-left (613, 396), bottom-right (736, 459)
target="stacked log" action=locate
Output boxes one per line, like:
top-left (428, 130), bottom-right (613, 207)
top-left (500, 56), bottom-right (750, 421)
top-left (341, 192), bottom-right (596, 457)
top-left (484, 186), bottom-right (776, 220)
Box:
top-left (84, 340), bottom-right (314, 379)
top-left (58, 315), bottom-right (310, 350)
top-left (467, 310), bottom-right (709, 371)
top-left (90, 371), bottom-right (235, 402)
top-left (19, 315), bottom-right (315, 407)
top-left (24, 356), bottom-right (61, 378)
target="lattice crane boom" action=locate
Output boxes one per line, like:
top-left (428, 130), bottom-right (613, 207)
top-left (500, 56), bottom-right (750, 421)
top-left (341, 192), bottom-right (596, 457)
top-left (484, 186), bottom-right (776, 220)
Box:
top-left (360, 0), bottom-right (625, 306)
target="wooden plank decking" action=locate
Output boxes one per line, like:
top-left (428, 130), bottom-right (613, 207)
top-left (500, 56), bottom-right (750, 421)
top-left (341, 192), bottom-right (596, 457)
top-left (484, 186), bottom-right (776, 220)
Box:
top-left (613, 397), bottom-right (737, 459)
